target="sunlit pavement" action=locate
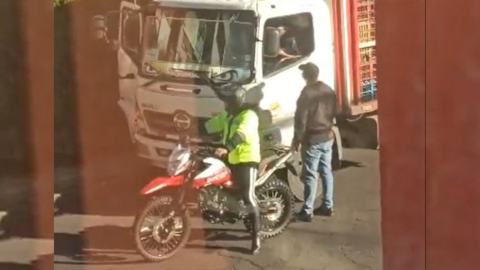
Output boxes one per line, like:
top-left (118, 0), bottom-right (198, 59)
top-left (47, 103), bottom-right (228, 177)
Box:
top-left (0, 149), bottom-right (381, 270)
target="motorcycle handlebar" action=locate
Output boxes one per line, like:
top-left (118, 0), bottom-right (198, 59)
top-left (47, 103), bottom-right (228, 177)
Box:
top-left (195, 145), bottom-right (293, 157)
top-left (267, 145), bottom-right (294, 156)
top-left (191, 145), bottom-right (216, 156)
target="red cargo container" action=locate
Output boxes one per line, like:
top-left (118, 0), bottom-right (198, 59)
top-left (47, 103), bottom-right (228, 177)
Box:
top-left (333, 0), bottom-right (377, 117)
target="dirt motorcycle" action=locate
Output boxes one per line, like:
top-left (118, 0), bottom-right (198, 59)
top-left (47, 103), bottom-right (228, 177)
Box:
top-left (132, 135), bottom-right (296, 262)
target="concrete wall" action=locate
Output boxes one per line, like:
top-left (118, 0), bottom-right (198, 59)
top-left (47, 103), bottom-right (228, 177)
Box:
top-left (56, 0), bottom-right (158, 217)
top-left (0, 0), bottom-right (31, 225)
top-left (0, 0), bottom-right (53, 249)
top-left (378, 0), bottom-right (480, 269)
top-left (376, 0), bottom-right (426, 269)
top-left (0, 2), bottom-right (28, 164)
top-left (425, 1), bottom-right (480, 269)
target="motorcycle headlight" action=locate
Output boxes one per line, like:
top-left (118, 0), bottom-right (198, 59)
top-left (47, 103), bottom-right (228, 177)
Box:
top-left (167, 144), bottom-right (191, 176)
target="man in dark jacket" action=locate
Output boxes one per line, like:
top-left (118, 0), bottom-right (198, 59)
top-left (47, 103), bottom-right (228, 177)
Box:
top-left (292, 62), bottom-right (337, 222)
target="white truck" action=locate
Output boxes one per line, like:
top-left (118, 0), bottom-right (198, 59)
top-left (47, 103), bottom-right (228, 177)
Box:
top-left (92, 0), bottom-right (378, 199)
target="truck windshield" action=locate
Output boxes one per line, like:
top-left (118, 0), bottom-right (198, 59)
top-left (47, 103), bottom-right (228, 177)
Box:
top-left (141, 9), bottom-right (255, 84)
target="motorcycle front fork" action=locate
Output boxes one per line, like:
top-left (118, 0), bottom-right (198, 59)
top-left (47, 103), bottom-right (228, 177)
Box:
top-left (164, 186), bottom-right (188, 217)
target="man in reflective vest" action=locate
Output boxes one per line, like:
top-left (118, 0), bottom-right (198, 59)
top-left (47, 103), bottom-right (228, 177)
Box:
top-left (204, 87), bottom-right (262, 255)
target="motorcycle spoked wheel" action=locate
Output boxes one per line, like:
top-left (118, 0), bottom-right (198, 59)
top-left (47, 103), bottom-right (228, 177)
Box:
top-left (133, 196), bottom-right (191, 262)
top-left (244, 175), bottom-right (295, 239)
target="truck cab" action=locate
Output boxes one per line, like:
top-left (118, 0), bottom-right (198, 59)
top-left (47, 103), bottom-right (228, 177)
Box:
top-left (92, 0), bottom-right (342, 170)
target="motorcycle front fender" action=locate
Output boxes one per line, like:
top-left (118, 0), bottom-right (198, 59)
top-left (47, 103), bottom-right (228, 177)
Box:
top-left (140, 175), bottom-right (184, 195)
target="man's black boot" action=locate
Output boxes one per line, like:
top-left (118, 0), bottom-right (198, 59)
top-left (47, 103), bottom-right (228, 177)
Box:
top-left (251, 234), bottom-right (261, 255)
top-left (313, 206), bottom-right (334, 217)
top-left (249, 212), bottom-right (261, 255)
top-left (295, 211), bottom-right (313, 222)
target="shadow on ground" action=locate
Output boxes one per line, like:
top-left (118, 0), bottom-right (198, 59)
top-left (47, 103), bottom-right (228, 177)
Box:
top-left (0, 263), bottom-right (34, 270)
top-left (54, 225), bottom-right (251, 265)
top-left (0, 202), bottom-right (38, 239)
top-left (0, 254), bottom-right (53, 270)
top-left (54, 178), bottom-right (151, 217)
top-left (339, 160), bottom-right (364, 169)
top-left (54, 156), bottom-right (162, 217)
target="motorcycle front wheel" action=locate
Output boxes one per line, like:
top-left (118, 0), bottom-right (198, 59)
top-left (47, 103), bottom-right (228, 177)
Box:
top-left (244, 175), bottom-right (295, 239)
top-left (133, 196), bottom-right (191, 262)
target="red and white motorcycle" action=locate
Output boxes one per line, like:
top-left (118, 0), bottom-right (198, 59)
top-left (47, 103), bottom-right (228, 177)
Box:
top-left (132, 136), bottom-right (296, 262)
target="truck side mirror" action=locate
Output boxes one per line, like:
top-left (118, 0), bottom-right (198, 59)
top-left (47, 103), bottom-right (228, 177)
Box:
top-left (91, 15), bottom-right (107, 40)
top-left (90, 11), bottom-right (119, 44)
top-left (105, 11), bottom-right (120, 42)
top-left (263, 27), bottom-right (281, 57)
top-left (121, 9), bottom-right (142, 57)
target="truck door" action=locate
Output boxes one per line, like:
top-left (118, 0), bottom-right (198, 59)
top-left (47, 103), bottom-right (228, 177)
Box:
top-left (261, 60), bottom-right (304, 145)
top-left (262, 60), bottom-right (305, 116)
top-left (260, 12), bottom-right (316, 145)
top-left (117, 1), bottom-right (141, 141)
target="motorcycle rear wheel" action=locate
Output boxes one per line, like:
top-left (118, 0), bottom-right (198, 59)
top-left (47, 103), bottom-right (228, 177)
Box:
top-left (244, 176), bottom-right (295, 239)
top-left (133, 196), bottom-right (191, 262)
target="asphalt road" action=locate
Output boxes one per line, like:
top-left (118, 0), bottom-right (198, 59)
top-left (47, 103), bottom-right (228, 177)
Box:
top-left (0, 149), bottom-right (381, 270)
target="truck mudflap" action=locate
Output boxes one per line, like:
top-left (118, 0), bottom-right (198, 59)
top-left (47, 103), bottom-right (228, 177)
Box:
top-left (332, 125), bottom-right (343, 169)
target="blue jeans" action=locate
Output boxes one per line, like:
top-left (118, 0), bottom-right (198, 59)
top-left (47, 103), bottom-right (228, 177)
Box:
top-left (300, 139), bottom-right (334, 214)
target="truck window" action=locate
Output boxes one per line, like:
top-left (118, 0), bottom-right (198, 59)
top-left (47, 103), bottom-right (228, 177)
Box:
top-left (263, 13), bottom-right (314, 77)
top-left (122, 9), bottom-right (141, 55)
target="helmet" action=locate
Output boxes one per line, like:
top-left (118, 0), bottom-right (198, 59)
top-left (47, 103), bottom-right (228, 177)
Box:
top-left (223, 87), bottom-right (246, 111)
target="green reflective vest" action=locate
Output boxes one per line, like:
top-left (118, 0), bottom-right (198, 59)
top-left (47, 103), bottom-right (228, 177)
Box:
top-left (205, 109), bottom-right (261, 164)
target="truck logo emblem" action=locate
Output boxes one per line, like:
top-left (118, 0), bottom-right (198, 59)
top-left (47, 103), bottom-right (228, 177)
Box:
top-left (141, 103), bottom-right (157, 110)
top-left (173, 112), bottom-right (191, 130)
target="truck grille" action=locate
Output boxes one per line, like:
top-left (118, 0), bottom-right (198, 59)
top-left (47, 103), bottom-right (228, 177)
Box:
top-left (142, 110), bottom-right (209, 136)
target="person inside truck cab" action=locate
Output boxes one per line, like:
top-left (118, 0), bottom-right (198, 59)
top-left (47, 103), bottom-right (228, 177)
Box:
top-left (263, 23), bottom-right (303, 75)
top-left (204, 87), bottom-right (262, 255)
top-left (277, 25), bottom-right (301, 59)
